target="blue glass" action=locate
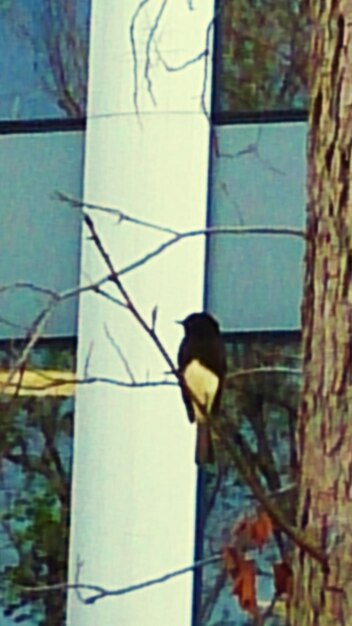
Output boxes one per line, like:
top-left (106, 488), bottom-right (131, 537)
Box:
top-left (0, 0), bottom-right (91, 120)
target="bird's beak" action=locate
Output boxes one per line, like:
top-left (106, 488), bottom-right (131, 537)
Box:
top-left (175, 320), bottom-right (184, 325)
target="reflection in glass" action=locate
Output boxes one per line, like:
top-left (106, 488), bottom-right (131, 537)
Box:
top-left (216, 0), bottom-right (309, 114)
top-left (198, 335), bottom-right (300, 625)
top-left (0, 341), bottom-right (75, 626)
top-left (0, 0), bottom-right (90, 120)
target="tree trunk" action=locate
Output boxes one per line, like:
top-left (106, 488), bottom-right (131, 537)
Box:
top-left (290, 2), bottom-right (352, 624)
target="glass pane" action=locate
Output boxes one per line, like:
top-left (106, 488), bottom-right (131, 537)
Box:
top-left (216, 0), bottom-right (309, 114)
top-left (197, 334), bottom-right (300, 625)
top-left (207, 122), bottom-right (306, 332)
top-left (0, 131), bottom-right (83, 340)
top-left (0, 0), bottom-right (91, 120)
top-left (0, 340), bottom-right (75, 626)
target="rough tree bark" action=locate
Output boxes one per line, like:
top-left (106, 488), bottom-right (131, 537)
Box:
top-left (290, 2), bottom-right (352, 624)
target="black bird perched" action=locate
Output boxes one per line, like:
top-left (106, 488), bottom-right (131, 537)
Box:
top-left (177, 312), bottom-right (226, 465)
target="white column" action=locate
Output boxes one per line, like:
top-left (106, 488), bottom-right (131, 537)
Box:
top-left (67, 2), bottom-right (214, 625)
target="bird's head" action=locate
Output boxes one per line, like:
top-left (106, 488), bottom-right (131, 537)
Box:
top-left (177, 312), bottom-right (220, 336)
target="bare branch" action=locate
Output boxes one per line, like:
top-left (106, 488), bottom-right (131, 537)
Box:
top-left (57, 191), bottom-right (305, 246)
top-left (0, 314), bottom-right (27, 332)
top-left (104, 324), bottom-right (136, 383)
top-left (129, 0), bottom-right (150, 114)
top-left (0, 278), bottom-right (125, 392)
top-left (157, 50), bottom-right (208, 73)
top-left (0, 195), bottom-right (304, 404)
top-left (200, 16), bottom-right (215, 120)
top-left (1, 371), bottom-right (176, 394)
top-left (151, 305), bottom-right (158, 331)
top-left (0, 268), bottom-right (134, 389)
top-left (56, 191), bottom-right (179, 235)
top-left (84, 213), bottom-right (179, 379)
top-left (234, 128), bottom-right (286, 176)
top-left (1, 363), bottom-right (301, 395)
top-left (21, 486), bottom-right (291, 608)
top-left (0, 215), bottom-right (304, 398)
top-left (83, 342), bottom-right (94, 377)
top-left (211, 415), bottom-right (327, 567)
top-left (199, 568), bottom-right (227, 625)
top-left (0, 281), bottom-right (60, 299)
top-left (227, 366), bottom-right (302, 381)
top-left (152, 10), bottom-right (215, 118)
top-left (74, 556), bottom-right (87, 604)
top-left (21, 554), bottom-right (221, 605)
top-left (1, 365), bottom-right (301, 395)
top-left (117, 224), bottom-right (306, 277)
top-left (93, 286), bottom-right (127, 309)
top-left (144, 0), bottom-right (169, 105)
top-left (0, 276), bottom-right (124, 311)
top-left (0, 300), bottom-right (59, 395)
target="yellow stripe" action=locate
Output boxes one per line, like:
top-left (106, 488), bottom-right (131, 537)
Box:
top-left (0, 369), bottom-right (75, 397)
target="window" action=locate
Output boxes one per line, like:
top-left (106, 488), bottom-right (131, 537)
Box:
top-left (0, 0), bottom-right (91, 120)
top-left (206, 122), bottom-right (306, 331)
top-left (215, 0), bottom-right (309, 116)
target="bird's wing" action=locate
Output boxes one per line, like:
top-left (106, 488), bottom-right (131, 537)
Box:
top-left (198, 336), bottom-right (227, 415)
top-left (180, 384), bottom-right (195, 423)
top-left (183, 359), bottom-right (219, 423)
top-left (177, 338), bottom-right (195, 422)
top-left (198, 336), bottom-right (227, 379)
top-left (178, 332), bottom-right (226, 424)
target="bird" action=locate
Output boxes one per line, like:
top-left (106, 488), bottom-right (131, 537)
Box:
top-left (177, 312), bottom-right (227, 465)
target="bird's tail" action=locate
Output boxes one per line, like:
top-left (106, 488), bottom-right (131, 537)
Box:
top-left (196, 424), bottom-right (214, 465)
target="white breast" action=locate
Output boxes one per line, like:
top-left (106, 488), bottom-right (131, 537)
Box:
top-left (183, 359), bottom-right (219, 423)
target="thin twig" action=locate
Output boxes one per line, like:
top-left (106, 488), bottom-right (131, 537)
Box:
top-left (1, 373), bottom-right (176, 393)
top-left (0, 281), bottom-right (60, 299)
top-left (84, 213), bottom-right (179, 379)
top-left (1, 366), bottom-right (301, 394)
top-left (104, 324), bottom-right (136, 383)
top-left (158, 49), bottom-right (208, 73)
top-left (117, 225), bottom-right (306, 277)
top-left (56, 191), bottom-right (179, 235)
top-left (21, 554), bottom-right (221, 604)
top-left (0, 314), bottom-right (27, 332)
top-left (200, 16), bottom-right (216, 119)
top-left (84, 342), bottom-right (94, 377)
top-left (58, 192), bottom-right (305, 242)
top-left (93, 287), bottom-right (128, 309)
top-left (130, 0), bottom-right (150, 113)
top-left (234, 128), bottom-right (286, 176)
top-left (0, 300), bottom-right (59, 394)
top-left (227, 366), bottom-right (302, 381)
top-left (144, 0), bottom-right (169, 105)
top-left (74, 557), bottom-right (87, 604)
